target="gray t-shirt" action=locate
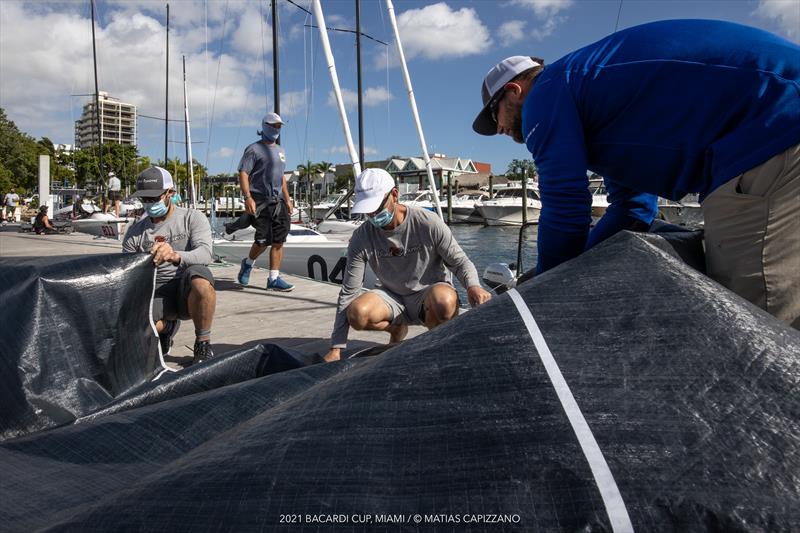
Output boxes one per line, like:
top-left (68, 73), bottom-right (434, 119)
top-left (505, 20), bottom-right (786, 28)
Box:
top-left (108, 177), bottom-right (121, 191)
top-left (122, 206), bottom-right (213, 286)
top-left (331, 206), bottom-right (481, 347)
top-left (238, 141), bottom-right (286, 198)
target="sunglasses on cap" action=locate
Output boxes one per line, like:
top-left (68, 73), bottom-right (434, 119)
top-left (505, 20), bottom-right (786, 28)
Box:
top-left (139, 191), bottom-right (168, 203)
top-left (367, 193), bottom-right (391, 217)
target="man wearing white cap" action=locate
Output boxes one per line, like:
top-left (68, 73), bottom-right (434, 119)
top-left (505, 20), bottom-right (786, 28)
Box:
top-left (123, 166), bottom-right (216, 365)
top-left (474, 20), bottom-right (800, 329)
top-left (323, 168), bottom-right (491, 362)
top-left (234, 112), bottom-right (295, 292)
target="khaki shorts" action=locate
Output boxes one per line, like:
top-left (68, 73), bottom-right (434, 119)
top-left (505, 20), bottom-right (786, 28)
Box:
top-left (702, 142), bottom-right (800, 329)
top-left (371, 282), bottom-right (456, 326)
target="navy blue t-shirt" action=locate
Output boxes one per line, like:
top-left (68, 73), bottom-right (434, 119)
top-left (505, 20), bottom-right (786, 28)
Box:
top-left (238, 141), bottom-right (286, 199)
top-left (522, 19), bottom-right (800, 273)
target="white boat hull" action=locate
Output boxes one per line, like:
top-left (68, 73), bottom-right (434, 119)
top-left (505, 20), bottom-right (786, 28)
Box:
top-left (478, 204), bottom-right (541, 226)
top-left (213, 225), bottom-right (376, 286)
top-left (72, 215), bottom-right (129, 238)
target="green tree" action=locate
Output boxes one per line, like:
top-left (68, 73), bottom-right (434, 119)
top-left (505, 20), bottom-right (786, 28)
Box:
top-left (0, 108), bottom-right (39, 192)
top-left (505, 159), bottom-right (538, 181)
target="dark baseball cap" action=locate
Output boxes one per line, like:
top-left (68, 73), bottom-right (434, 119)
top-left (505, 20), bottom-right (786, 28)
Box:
top-left (472, 56), bottom-right (541, 136)
top-left (132, 166), bottom-right (175, 197)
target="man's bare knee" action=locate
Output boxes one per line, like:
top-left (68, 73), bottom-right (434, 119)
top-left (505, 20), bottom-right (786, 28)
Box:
top-left (346, 301), bottom-right (371, 330)
top-left (426, 286), bottom-right (458, 325)
top-left (190, 277), bottom-right (215, 298)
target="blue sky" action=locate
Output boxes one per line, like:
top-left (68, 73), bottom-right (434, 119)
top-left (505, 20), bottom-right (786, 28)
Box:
top-left (0, 0), bottom-right (797, 177)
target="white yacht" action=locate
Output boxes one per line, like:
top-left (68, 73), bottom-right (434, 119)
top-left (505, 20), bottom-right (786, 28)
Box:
top-left (476, 185), bottom-right (542, 226)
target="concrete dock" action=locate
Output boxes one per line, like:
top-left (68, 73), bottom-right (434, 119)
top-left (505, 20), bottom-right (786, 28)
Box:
top-left (0, 225), bottom-right (426, 367)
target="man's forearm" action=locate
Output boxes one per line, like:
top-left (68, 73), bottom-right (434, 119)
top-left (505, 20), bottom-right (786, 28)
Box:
top-left (239, 171), bottom-right (251, 197)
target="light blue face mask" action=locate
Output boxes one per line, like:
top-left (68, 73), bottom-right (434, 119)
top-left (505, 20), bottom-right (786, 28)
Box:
top-left (145, 199), bottom-right (169, 217)
top-left (259, 124), bottom-right (281, 142)
top-left (369, 207), bottom-right (394, 228)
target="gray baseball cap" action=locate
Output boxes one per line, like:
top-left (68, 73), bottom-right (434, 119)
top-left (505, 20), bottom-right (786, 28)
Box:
top-left (472, 56), bottom-right (541, 136)
top-left (132, 166), bottom-right (175, 197)
top-left (262, 112), bottom-right (285, 127)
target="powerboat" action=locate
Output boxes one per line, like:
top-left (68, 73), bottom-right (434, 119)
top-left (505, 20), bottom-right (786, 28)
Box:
top-left (476, 185), bottom-right (542, 226)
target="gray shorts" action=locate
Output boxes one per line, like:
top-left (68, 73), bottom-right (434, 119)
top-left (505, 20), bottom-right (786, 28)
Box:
top-left (371, 282), bottom-right (455, 326)
top-left (152, 264), bottom-right (215, 322)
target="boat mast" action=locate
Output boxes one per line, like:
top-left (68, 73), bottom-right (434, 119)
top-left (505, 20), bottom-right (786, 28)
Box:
top-left (182, 55), bottom-right (196, 207)
top-left (385, 0), bottom-right (443, 219)
top-left (90, 0), bottom-right (106, 210)
top-left (355, 0), bottom-right (364, 167)
top-left (165, 3), bottom-right (169, 163)
top-left (272, 0), bottom-right (280, 142)
top-left (310, 0), bottom-right (361, 178)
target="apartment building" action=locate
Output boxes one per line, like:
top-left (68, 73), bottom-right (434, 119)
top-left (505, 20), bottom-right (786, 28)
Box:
top-left (74, 92), bottom-right (137, 149)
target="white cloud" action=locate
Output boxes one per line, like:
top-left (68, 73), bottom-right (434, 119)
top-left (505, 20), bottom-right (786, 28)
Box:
top-left (510, 0), bottom-right (574, 17)
top-left (216, 147), bottom-right (235, 158)
top-left (499, 20), bottom-right (527, 47)
top-left (753, 0), bottom-right (800, 41)
top-left (395, 3), bottom-right (491, 61)
top-left (323, 145), bottom-right (378, 156)
top-left (509, 0), bottom-right (573, 40)
top-left (0, 2), bottom-right (270, 146)
top-left (327, 86), bottom-right (393, 109)
top-left (231, 5), bottom-right (273, 58)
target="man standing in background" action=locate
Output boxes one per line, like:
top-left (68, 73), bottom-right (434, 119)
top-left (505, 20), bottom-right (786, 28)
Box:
top-left (235, 113), bottom-right (295, 292)
top-left (105, 172), bottom-right (121, 217)
top-left (2, 188), bottom-right (20, 224)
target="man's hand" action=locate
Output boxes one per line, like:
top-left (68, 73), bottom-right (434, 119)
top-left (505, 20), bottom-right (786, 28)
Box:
top-left (323, 348), bottom-right (341, 363)
top-left (151, 241), bottom-right (180, 266)
top-left (245, 196), bottom-right (257, 215)
top-left (286, 199), bottom-right (293, 215)
top-left (467, 285), bottom-right (492, 307)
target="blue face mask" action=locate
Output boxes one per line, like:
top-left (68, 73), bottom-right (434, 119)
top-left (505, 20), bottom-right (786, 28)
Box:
top-left (145, 199), bottom-right (169, 217)
top-left (369, 207), bottom-right (394, 228)
top-left (259, 124), bottom-right (281, 142)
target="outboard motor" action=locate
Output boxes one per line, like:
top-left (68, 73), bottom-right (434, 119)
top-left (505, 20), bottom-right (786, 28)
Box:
top-left (482, 262), bottom-right (517, 294)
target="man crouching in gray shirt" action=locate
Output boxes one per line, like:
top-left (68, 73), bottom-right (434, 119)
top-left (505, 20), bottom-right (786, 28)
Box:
top-left (324, 168), bottom-right (492, 362)
top-left (123, 167), bottom-right (216, 365)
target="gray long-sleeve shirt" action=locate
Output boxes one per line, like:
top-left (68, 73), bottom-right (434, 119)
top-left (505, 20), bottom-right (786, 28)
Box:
top-left (122, 206), bottom-right (213, 286)
top-left (331, 206), bottom-right (481, 348)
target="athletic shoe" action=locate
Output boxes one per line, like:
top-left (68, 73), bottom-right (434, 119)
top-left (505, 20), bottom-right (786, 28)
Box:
top-left (267, 276), bottom-right (294, 292)
top-left (192, 339), bottom-right (215, 365)
top-left (238, 258), bottom-right (252, 285)
top-left (158, 320), bottom-right (180, 355)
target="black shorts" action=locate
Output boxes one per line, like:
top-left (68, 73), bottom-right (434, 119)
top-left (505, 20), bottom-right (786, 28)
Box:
top-left (108, 190), bottom-right (122, 201)
top-left (152, 264), bottom-right (215, 322)
top-left (252, 196), bottom-right (289, 246)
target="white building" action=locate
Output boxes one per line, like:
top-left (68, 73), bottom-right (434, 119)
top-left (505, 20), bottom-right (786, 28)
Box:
top-left (74, 92), bottom-right (137, 149)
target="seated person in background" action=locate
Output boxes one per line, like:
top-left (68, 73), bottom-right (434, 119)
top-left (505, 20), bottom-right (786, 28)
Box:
top-left (122, 166), bottom-right (217, 365)
top-left (32, 205), bottom-right (56, 234)
top-left (323, 168), bottom-right (492, 363)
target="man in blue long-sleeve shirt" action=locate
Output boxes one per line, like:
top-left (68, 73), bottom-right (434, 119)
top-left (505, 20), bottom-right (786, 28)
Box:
top-left (473, 19), bottom-right (800, 329)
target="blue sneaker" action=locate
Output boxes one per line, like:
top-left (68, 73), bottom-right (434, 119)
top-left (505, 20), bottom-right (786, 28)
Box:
top-left (238, 258), bottom-right (253, 285)
top-left (267, 276), bottom-right (294, 292)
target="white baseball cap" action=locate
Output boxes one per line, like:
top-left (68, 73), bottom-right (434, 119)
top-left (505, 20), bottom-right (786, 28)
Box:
top-left (351, 168), bottom-right (396, 214)
top-left (472, 56), bottom-right (541, 136)
top-left (262, 112), bottom-right (285, 127)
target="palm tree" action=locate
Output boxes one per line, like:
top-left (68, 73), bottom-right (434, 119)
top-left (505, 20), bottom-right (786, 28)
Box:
top-left (296, 161), bottom-right (321, 215)
top-left (317, 161), bottom-right (335, 196)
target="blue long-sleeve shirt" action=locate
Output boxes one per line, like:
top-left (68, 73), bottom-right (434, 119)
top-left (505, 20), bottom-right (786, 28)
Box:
top-left (522, 19), bottom-right (800, 273)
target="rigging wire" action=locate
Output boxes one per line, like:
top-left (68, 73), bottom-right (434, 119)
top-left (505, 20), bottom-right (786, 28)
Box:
top-left (203, 0), bottom-right (231, 173)
top-left (260, 0), bottom-right (269, 111)
top-left (614, 0), bottom-right (624, 33)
